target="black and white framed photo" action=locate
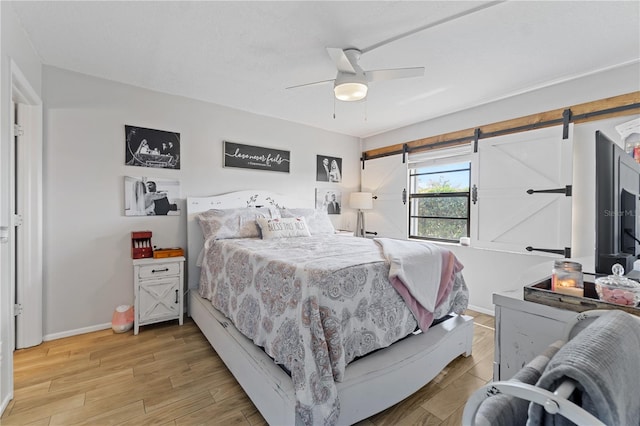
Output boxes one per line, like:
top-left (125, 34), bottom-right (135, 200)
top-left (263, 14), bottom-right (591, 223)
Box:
top-left (316, 188), bottom-right (342, 215)
top-left (223, 141), bottom-right (290, 173)
top-left (316, 155), bottom-right (342, 183)
top-left (124, 176), bottom-right (181, 216)
top-left (125, 125), bottom-right (180, 169)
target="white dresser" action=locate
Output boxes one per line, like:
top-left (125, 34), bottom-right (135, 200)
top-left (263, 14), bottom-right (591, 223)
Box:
top-left (493, 288), bottom-right (593, 381)
top-left (133, 256), bottom-right (185, 335)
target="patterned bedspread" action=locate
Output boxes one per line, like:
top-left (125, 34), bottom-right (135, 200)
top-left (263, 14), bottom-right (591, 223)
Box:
top-left (198, 235), bottom-right (468, 425)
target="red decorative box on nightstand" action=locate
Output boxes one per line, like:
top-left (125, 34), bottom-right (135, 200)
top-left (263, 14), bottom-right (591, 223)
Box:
top-left (131, 231), bottom-right (153, 259)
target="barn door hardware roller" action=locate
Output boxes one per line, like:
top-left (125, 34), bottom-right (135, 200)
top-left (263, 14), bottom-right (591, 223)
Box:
top-left (526, 185), bottom-right (572, 196)
top-left (526, 246), bottom-right (571, 258)
top-left (562, 108), bottom-right (572, 140)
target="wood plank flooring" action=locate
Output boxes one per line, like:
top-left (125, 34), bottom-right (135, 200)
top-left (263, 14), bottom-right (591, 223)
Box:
top-left (1, 309), bottom-right (494, 425)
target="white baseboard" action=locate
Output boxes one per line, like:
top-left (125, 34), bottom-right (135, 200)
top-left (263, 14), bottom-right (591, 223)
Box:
top-left (1, 391), bottom-right (13, 417)
top-left (467, 303), bottom-right (494, 316)
top-left (43, 322), bottom-right (111, 341)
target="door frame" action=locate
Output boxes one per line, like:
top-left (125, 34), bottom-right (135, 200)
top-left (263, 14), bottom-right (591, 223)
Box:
top-left (0, 59), bottom-right (43, 416)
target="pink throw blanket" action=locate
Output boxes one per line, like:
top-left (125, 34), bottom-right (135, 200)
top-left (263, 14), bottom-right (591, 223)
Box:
top-left (375, 238), bottom-right (463, 329)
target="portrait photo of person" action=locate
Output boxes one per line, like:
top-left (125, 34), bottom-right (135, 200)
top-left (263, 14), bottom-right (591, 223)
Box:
top-left (316, 188), bottom-right (342, 215)
top-left (316, 155), bottom-right (342, 183)
top-left (124, 176), bottom-right (181, 216)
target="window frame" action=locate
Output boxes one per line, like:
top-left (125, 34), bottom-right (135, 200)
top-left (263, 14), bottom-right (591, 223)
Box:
top-left (407, 152), bottom-right (474, 243)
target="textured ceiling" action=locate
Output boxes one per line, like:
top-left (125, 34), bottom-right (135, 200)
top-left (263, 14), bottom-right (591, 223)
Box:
top-left (9, 1), bottom-right (640, 138)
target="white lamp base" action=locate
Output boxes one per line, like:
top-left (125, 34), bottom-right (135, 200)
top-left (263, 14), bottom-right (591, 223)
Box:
top-left (355, 210), bottom-right (366, 238)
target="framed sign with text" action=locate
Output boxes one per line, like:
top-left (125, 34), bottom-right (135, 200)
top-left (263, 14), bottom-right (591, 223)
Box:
top-left (223, 141), bottom-right (290, 173)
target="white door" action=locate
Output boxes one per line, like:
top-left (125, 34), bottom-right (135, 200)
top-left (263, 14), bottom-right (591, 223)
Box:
top-left (13, 102), bottom-right (43, 349)
top-left (361, 154), bottom-right (408, 239)
top-left (471, 125), bottom-right (573, 255)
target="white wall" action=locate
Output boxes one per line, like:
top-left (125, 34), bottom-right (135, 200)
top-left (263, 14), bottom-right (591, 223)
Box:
top-left (364, 63), bottom-right (640, 314)
top-left (0, 1), bottom-right (43, 414)
top-left (42, 66), bottom-right (361, 338)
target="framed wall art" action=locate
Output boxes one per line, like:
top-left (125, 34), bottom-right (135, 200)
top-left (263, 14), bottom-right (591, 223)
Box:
top-left (316, 188), bottom-right (342, 215)
top-left (124, 176), bottom-right (181, 216)
top-left (125, 125), bottom-right (181, 169)
top-left (223, 141), bottom-right (290, 173)
top-left (316, 155), bottom-right (342, 183)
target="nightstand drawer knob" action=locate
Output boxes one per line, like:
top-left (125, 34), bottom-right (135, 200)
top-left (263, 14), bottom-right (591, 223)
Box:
top-left (152, 268), bottom-right (169, 273)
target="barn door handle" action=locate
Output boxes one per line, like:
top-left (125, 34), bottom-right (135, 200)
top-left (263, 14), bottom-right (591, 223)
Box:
top-left (175, 289), bottom-right (179, 304)
top-left (526, 246), bottom-right (571, 258)
top-left (402, 188), bottom-right (407, 205)
top-left (526, 185), bottom-right (572, 196)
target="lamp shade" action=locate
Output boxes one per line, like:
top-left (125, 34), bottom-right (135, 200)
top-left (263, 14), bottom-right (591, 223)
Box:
top-left (350, 192), bottom-right (373, 210)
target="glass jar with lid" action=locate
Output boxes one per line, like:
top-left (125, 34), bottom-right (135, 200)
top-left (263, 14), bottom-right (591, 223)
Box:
top-left (595, 263), bottom-right (640, 306)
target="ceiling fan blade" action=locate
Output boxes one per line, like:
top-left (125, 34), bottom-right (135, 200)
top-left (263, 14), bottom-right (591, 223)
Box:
top-left (366, 67), bottom-right (425, 82)
top-left (326, 47), bottom-right (356, 74)
top-left (285, 79), bottom-right (334, 90)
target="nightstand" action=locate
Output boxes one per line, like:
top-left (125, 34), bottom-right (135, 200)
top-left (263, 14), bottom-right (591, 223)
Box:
top-left (133, 256), bottom-right (185, 335)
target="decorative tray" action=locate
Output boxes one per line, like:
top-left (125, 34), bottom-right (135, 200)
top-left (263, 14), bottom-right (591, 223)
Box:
top-left (524, 276), bottom-right (640, 316)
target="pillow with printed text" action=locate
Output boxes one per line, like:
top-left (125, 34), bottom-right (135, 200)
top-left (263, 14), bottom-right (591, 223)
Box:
top-left (256, 216), bottom-right (311, 239)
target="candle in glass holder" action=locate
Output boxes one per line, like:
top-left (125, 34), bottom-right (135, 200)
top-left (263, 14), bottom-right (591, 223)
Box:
top-left (552, 260), bottom-right (584, 297)
top-left (554, 279), bottom-right (584, 297)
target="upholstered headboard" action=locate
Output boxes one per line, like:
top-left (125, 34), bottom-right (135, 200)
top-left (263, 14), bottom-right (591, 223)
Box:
top-left (185, 190), bottom-right (309, 291)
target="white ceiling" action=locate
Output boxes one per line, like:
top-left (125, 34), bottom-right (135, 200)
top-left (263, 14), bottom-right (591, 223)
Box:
top-left (9, 1), bottom-right (640, 138)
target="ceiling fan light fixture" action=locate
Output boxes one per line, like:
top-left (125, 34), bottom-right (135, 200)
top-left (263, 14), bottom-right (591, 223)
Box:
top-left (334, 81), bottom-right (368, 101)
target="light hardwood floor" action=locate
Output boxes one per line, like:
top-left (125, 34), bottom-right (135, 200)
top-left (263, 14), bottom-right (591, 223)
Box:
top-left (1, 310), bottom-right (494, 425)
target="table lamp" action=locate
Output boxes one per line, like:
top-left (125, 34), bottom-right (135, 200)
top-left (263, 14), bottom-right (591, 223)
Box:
top-left (350, 192), bottom-right (373, 237)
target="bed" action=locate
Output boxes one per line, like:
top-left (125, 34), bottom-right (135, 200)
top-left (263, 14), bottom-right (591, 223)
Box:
top-left (186, 190), bottom-right (474, 425)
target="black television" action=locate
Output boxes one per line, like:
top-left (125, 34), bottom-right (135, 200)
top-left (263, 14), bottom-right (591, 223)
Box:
top-left (595, 130), bottom-right (640, 274)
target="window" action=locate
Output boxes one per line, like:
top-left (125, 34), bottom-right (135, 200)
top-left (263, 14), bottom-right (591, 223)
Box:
top-left (409, 161), bottom-right (471, 242)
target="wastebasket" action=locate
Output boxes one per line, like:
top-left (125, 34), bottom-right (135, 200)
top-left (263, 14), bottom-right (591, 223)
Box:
top-left (112, 304), bottom-right (134, 333)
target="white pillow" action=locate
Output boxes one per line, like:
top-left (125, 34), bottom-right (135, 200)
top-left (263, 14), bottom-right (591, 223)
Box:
top-left (257, 216), bottom-right (311, 239)
top-left (279, 208), bottom-right (335, 235)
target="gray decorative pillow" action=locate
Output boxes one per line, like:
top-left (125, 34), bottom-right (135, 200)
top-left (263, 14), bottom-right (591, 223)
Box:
top-left (197, 207), bottom-right (273, 240)
top-left (279, 208), bottom-right (335, 235)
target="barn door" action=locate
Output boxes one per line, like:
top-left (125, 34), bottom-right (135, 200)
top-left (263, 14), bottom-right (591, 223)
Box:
top-left (361, 154), bottom-right (408, 239)
top-left (471, 125), bottom-right (573, 255)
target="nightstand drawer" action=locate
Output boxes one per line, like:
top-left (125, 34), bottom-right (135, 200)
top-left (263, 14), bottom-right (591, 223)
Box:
top-left (138, 262), bottom-right (180, 279)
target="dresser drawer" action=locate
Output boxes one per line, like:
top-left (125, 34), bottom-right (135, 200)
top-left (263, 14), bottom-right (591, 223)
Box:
top-left (138, 262), bottom-right (180, 279)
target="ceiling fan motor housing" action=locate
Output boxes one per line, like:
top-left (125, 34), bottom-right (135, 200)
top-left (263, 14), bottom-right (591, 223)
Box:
top-left (334, 49), bottom-right (368, 101)
top-left (334, 72), bottom-right (368, 101)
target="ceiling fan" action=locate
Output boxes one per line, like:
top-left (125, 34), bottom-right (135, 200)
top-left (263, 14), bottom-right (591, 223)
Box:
top-left (287, 47), bottom-right (425, 102)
